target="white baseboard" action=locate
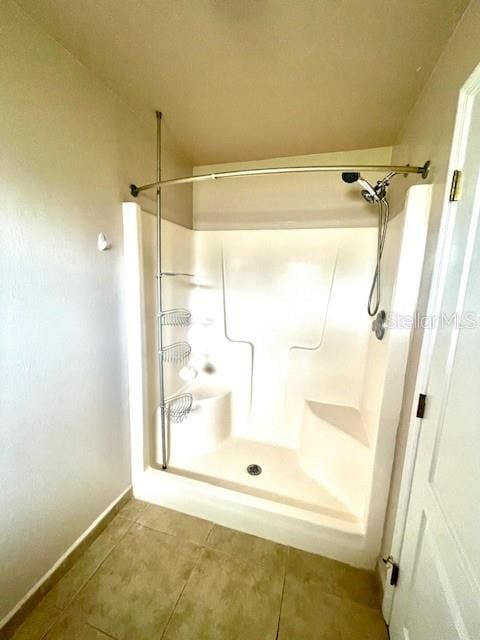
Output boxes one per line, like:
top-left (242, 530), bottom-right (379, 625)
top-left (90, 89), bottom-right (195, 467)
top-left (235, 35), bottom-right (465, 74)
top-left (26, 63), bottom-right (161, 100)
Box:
top-left (0, 486), bottom-right (132, 634)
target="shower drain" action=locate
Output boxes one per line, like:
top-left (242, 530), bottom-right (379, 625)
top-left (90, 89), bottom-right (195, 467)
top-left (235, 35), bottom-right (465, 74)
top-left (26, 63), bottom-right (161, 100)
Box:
top-left (247, 463), bottom-right (262, 476)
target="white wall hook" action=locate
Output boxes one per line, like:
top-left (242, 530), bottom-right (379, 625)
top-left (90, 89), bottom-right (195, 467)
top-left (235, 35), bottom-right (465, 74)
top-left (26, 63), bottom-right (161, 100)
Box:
top-left (97, 233), bottom-right (110, 251)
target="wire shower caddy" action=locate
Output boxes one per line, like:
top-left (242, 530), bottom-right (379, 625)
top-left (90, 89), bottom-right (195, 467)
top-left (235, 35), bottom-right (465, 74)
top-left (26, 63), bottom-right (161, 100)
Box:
top-left (154, 112), bottom-right (193, 469)
top-left (160, 341), bottom-right (192, 365)
top-left (164, 393), bottom-right (193, 423)
top-left (160, 308), bottom-right (191, 326)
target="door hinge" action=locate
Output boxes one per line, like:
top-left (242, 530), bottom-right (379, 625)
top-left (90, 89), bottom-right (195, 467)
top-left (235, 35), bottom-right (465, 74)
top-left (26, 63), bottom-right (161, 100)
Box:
top-left (416, 393), bottom-right (427, 419)
top-left (449, 170), bottom-right (463, 202)
top-left (383, 556), bottom-right (400, 586)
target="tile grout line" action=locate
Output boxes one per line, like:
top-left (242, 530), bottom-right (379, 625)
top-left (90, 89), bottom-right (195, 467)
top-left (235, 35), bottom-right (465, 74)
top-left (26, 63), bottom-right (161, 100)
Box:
top-left (132, 522), bottom-right (178, 538)
top-left (135, 517), bottom-right (289, 574)
top-left (4, 491), bottom-right (134, 640)
top-left (202, 525), bottom-right (291, 574)
top-left (135, 513), bottom-right (290, 574)
top-left (52, 517), bottom-right (136, 627)
top-left (134, 502), bottom-right (214, 537)
top-left (204, 522), bottom-right (215, 544)
top-left (70, 518), bottom-right (136, 604)
top-left (132, 520), bottom-right (215, 549)
top-left (34, 608), bottom-right (119, 640)
top-left (15, 504), bottom-right (141, 640)
top-left (274, 547), bottom-right (289, 640)
top-left (38, 515), bottom-right (138, 639)
top-left (84, 619), bottom-right (120, 640)
top-left (30, 605), bottom-right (63, 640)
top-left (159, 547), bottom-right (206, 640)
top-left (202, 539), bottom-right (287, 574)
top-left (133, 510), bottom-right (213, 640)
top-left (135, 511), bottom-right (215, 541)
top-left (41, 509), bottom-right (165, 640)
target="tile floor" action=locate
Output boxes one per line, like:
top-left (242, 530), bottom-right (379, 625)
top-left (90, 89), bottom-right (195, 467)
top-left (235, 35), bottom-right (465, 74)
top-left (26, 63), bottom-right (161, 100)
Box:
top-left (11, 499), bottom-right (388, 640)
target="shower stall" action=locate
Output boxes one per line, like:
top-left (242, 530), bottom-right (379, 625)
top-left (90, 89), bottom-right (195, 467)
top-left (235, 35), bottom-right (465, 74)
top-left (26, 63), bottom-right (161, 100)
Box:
top-left (123, 124), bottom-right (431, 568)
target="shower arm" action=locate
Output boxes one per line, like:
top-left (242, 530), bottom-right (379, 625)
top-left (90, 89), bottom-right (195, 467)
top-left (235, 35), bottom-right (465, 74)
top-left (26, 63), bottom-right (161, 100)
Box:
top-left (129, 161), bottom-right (430, 197)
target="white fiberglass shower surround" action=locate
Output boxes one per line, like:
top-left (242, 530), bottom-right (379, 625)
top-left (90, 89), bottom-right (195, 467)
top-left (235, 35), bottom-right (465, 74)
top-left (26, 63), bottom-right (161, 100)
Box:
top-left (124, 132), bottom-right (431, 568)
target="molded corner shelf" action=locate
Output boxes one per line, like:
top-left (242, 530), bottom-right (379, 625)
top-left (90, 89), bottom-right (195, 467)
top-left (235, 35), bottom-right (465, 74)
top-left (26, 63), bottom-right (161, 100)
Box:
top-left (305, 401), bottom-right (369, 447)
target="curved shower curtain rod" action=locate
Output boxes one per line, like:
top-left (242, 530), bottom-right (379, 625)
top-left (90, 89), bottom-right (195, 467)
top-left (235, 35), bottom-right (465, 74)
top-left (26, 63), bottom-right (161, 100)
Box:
top-left (129, 160), bottom-right (430, 197)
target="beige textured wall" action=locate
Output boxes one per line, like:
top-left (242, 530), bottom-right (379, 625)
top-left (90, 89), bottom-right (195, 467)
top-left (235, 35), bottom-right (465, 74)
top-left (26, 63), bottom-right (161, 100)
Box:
top-left (194, 147), bottom-right (392, 230)
top-left (380, 0), bottom-right (480, 572)
top-left (0, 0), bottom-right (191, 623)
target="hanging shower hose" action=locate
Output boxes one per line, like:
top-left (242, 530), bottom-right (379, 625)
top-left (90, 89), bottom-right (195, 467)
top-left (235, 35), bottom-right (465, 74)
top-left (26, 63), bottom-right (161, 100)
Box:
top-left (367, 197), bottom-right (390, 317)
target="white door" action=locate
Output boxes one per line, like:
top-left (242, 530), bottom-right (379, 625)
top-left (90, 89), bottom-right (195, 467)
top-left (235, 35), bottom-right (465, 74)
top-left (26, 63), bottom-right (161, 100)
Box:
top-left (389, 68), bottom-right (480, 639)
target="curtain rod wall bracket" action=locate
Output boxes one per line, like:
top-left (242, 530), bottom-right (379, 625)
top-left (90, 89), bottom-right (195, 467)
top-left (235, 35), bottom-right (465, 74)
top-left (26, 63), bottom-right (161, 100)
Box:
top-left (421, 160), bottom-right (431, 179)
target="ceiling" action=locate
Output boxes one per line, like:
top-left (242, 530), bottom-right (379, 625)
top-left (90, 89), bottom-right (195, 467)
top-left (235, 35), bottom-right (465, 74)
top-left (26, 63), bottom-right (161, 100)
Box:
top-left (17, 0), bottom-right (469, 165)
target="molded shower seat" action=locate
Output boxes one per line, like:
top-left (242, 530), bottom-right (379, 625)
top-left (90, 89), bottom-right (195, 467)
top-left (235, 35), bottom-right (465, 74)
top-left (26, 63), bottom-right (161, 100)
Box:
top-left (166, 384), bottom-right (232, 461)
top-left (299, 400), bottom-right (372, 518)
top-left (304, 401), bottom-right (369, 447)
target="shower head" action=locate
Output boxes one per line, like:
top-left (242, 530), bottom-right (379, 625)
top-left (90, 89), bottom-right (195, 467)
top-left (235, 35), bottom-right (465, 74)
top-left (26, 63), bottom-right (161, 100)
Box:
top-left (358, 178), bottom-right (379, 203)
top-left (341, 171), bottom-right (395, 203)
top-left (342, 171), bottom-right (379, 202)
